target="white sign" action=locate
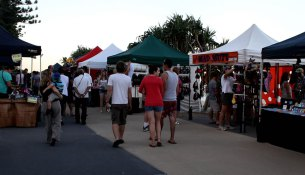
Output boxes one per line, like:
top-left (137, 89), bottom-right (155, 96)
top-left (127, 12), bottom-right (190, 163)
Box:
top-left (11, 53), bottom-right (22, 63)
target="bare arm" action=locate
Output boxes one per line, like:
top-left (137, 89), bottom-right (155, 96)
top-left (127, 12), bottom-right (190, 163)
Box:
top-left (105, 85), bottom-right (113, 104)
top-left (128, 87), bottom-right (132, 110)
top-left (161, 72), bottom-right (168, 96)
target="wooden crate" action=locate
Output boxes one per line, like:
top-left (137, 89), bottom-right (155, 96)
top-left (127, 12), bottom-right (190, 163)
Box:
top-left (15, 101), bottom-right (39, 127)
top-left (0, 101), bottom-right (14, 127)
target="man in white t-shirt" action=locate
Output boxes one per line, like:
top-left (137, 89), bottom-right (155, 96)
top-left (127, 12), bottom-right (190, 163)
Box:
top-left (73, 69), bottom-right (92, 125)
top-left (59, 67), bottom-right (69, 125)
top-left (82, 66), bottom-right (93, 106)
top-left (106, 61), bottom-right (132, 148)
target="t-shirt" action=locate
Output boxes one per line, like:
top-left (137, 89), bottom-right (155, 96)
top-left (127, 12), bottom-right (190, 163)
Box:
top-left (73, 74), bottom-right (91, 98)
top-left (0, 70), bottom-right (12, 94)
top-left (60, 74), bottom-right (69, 96)
top-left (139, 75), bottom-right (163, 106)
top-left (108, 73), bottom-right (132, 104)
top-left (52, 80), bottom-right (64, 94)
top-left (221, 74), bottom-right (235, 93)
top-left (208, 79), bottom-right (217, 100)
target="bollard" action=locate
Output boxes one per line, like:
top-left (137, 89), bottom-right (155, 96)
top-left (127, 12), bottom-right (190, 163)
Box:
top-left (188, 106), bottom-right (193, 120)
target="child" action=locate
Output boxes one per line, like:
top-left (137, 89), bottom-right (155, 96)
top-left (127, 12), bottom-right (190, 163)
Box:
top-left (46, 72), bottom-right (64, 114)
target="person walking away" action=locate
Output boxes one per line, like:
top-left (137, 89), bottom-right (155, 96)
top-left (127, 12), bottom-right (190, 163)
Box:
top-left (208, 71), bottom-right (220, 125)
top-left (219, 67), bottom-right (236, 131)
top-left (161, 59), bottom-right (179, 144)
top-left (73, 69), bottom-right (91, 125)
top-left (40, 70), bottom-right (63, 146)
top-left (173, 67), bottom-right (183, 124)
top-left (82, 66), bottom-right (93, 106)
top-left (105, 61), bottom-right (132, 148)
top-left (139, 65), bottom-right (163, 147)
top-left (59, 67), bottom-right (69, 125)
top-left (0, 65), bottom-right (14, 98)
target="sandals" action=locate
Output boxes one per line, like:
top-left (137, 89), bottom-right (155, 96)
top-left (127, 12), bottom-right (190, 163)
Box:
top-left (168, 140), bottom-right (177, 144)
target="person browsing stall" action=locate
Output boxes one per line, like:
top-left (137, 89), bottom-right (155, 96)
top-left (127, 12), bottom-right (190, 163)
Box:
top-left (219, 66), bottom-right (236, 131)
top-left (0, 65), bottom-right (14, 98)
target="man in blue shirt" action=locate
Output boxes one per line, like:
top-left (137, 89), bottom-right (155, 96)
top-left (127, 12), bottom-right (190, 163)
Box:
top-left (0, 65), bottom-right (14, 98)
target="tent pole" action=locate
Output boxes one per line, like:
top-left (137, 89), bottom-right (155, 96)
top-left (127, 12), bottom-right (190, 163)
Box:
top-left (259, 59), bottom-right (263, 116)
top-left (31, 57), bottom-right (33, 89)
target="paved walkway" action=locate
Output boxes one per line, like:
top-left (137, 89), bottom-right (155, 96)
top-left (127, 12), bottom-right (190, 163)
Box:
top-left (1, 107), bottom-right (305, 175)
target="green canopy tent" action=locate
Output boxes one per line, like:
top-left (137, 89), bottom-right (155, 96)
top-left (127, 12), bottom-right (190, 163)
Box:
top-left (108, 35), bottom-right (189, 66)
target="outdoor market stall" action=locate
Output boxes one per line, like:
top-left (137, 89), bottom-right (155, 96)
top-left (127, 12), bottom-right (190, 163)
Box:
top-left (190, 24), bottom-right (291, 132)
top-left (0, 25), bottom-right (41, 128)
top-left (78, 44), bottom-right (123, 107)
top-left (257, 31), bottom-right (305, 153)
top-left (108, 35), bottom-right (190, 113)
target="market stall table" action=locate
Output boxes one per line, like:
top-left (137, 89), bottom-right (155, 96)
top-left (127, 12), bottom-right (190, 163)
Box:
top-left (0, 99), bottom-right (40, 127)
top-left (257, 108), bottom-right (305, 153)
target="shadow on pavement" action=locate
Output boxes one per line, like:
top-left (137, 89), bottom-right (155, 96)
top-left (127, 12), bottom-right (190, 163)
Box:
top-left (0, 118), bottom-right (165, 175)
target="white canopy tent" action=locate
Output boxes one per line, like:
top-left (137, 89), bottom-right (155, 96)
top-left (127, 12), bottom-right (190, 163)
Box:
top-left (191, 24), bottom-right (297, 65)
top-left (78, 43), bottom-right (122, 69)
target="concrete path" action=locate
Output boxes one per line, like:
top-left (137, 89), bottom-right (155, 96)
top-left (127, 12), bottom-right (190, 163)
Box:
top-left (1, 107), bottom-right (305, 175)
top-left (87, 108), bottom-right (305, 175)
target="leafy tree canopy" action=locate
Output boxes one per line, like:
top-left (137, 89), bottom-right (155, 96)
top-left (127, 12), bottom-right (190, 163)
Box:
top-left (128, 13), bottom-right (229, 54)
top-left (0, 0), bottom-right (41, 37)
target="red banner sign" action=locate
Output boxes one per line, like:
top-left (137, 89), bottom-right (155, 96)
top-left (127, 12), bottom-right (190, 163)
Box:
top-left (192, 52), bottom-right (238, 64)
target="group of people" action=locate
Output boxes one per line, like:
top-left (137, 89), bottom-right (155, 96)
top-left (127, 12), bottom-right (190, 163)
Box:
top-left (281, 67), bottom-right (305, 105)
top-left (105, 59), bottom-right (180, 148)
top-left (207, 67), bottom-right (237, 131)
top-left (39, 65), bottom-right (93, 146)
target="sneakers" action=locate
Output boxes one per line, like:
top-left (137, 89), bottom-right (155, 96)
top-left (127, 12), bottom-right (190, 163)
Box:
top-left (226, 125), bottom-right (235, 130)
top-left (143, 125), bottom-right (149, 132)
top-left (218, 126), bottom-right (227, 131)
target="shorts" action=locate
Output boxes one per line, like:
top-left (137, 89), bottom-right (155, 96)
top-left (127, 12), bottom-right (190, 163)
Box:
top-left (221, 93), bottom-right (233, 106)
top-left (162, 101), bottom-right (177, 118)
top-left (145, 106), bottom-right (163, 112)
top-left (111, 104), bottom-right (128, 125)
top-left (209, 99), bottom-right (220, 112)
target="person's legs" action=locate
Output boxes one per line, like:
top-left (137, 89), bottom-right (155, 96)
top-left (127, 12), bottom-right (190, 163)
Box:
top-left (147, 110), bottom-right (156, 146)
top-left (219, 105), bottom-right (228, 130)
top-left (74, 97), bottom-right (81, 123)
top-left (99, 92), bottom-right (104, 112)
top-left (225, 105), bottom-right (233, 128)
top-left (143, 111), bottom-right (149, 132)
top-left (112, 104), bottom-right (127, 147)
top-left (169, 110), bottom-right (177, 142)
top-left (81, 98), bottom-right (88, 124)
top-left (51, 101), bottom-right (62, 145)
top-left (155, 110), bottom-right (162, 143)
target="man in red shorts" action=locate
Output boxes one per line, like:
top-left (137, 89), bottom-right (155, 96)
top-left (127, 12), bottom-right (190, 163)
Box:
top-left (161, 59), bottom-right (179, 144)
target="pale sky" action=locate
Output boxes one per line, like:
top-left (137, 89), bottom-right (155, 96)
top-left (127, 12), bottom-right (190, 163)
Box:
top-left (20, 0), bottom-right (304, 71)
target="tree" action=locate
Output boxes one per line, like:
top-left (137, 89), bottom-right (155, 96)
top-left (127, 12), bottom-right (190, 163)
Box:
top-left (70, 45), bottom-right (92, 60)
top-left (129, 14), bottom-right (228, 54)
top-left (0, 0), bottom-right (40, 37)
